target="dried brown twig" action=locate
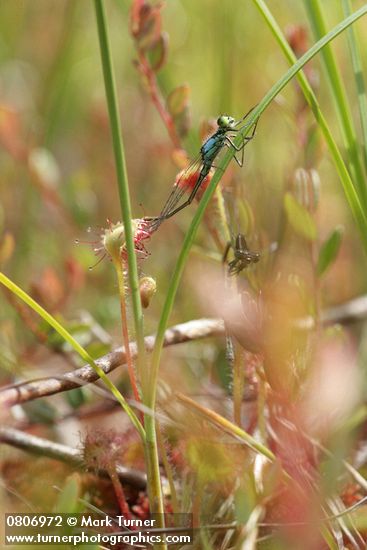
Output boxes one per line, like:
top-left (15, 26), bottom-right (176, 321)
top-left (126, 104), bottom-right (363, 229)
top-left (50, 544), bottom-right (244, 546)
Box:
top-left (0, 318), bottom-right (224, 408)
top-left (0, 427), bottom-right (146, 489)
top-left (1, 294), bottom-right (366, 410)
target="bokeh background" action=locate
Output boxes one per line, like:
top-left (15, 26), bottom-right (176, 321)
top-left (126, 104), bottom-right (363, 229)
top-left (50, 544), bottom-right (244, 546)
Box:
top-left (2, 0), bottom-right (367, 544)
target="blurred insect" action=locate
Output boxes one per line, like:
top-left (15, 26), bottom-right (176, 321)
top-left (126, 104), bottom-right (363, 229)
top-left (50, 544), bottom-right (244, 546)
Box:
top-left (223, 233), bottom-right (261, 276)
top-left (146, 108), bottom-right (258, 231)
top-left (222, 232), bottom-right (261, 367)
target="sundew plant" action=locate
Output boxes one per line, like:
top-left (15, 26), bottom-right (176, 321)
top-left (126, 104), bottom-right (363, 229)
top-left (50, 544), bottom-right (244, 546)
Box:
top-left (1, 1), bottom-right (367, 549)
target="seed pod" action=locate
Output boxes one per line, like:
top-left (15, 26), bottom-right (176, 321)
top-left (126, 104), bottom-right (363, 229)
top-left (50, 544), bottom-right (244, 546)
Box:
top-left (139, 276), bottom-right (157, 308)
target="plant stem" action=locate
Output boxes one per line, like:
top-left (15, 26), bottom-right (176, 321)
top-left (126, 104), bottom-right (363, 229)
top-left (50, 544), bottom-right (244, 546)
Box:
top-left (108, 467), bottom-right (132, 519)
top-left (137, 52), bottom-right (182, 150)
top-left (304, 0), bottom-right (367, 206)
top-left (342, 0), bottom-right (367, 172)
top-left (93, 0), bottom-right (146, 384)
top-left (176, 392), bottom-right (275, 462)
top-left (113, 258), bottom-right (141, 409)
top-left (251, 0), bottom-right (367, 247)
top-left (305, 0), bottom-right (367, 201)
top-left (156, 421), bottom-right (179, 514)
top-left (233, 345), bottom-right (244, 426)
top-left (149, 4), bottom-right (367, 413)
top-left (144, 414), bottom-right (167, 550)
top-left (0, 272), bottom-right (145, 441)
top-left (94, 4), bottom-right (165, 542)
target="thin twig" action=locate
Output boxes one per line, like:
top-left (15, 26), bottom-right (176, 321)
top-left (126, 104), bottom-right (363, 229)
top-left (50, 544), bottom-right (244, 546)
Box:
top-left (0, 318), bottom-right (224, 408)
top-left (1, 293), bottom-right (367, 409)
top-left (0, 427), bottom-right (146, 489)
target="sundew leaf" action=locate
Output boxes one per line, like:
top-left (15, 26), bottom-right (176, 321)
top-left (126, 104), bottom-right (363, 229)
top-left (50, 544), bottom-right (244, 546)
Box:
top-left (284, 192), bottom-right (317, 241)
top-left (147, 31), bottom-right (168, 72)
top-left (167, 84), bottom-right (190, 116)
top-left (317, 226), bottom-right (344, 276)
top-left (175, 107), bottom-right (191, 138)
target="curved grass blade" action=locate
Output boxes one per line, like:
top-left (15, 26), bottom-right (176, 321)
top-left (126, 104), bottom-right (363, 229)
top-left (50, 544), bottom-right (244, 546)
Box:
top-left (0, 271), bottom-right (145, 441)
top-left (148, 4), bottom-right (367, 412)
top-left (304, 0), bottom-right (367, 206)
top-left (251, 0), bottom-right (367, 247)
top-left (342, 0), bottom-right (367, 172)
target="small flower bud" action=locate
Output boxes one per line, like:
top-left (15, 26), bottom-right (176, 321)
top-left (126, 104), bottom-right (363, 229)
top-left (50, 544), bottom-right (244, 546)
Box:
top-left (102, 221), bottom-right (128, 261)
top-left (139, 276), bottom-right (157, 308)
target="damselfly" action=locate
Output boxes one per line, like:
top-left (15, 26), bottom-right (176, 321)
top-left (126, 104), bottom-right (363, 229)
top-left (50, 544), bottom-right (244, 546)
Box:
top-left (147, 108), bottom-right (258, 231)
top-left (223, 233), bottom-right (261, 276)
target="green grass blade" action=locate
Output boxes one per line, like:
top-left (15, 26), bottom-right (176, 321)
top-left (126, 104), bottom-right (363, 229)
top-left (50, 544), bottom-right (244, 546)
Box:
top-left (94, 2), bottom-right (166, 530)
top-left (176, 392), bottom-right (276, 462)
top-left (304, 0), bottom-right (367, 205)
top-left (94, 0), bottom-right (146, 383)
top-left (0, 271), bottom-right (145, 440)
top-left (342, 0), bottom-right (367, 172)
top-left (251, 0), bottom-right (366, 248)
top-left (148, 4), bottom-right (367, 411)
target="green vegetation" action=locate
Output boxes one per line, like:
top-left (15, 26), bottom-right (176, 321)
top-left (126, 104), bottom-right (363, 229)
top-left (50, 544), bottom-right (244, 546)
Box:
top-left (1, 1), bottom-right (367, 548)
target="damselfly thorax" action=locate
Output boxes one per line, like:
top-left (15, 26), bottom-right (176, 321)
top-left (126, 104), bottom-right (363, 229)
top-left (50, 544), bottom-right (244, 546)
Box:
top-left (145, 108), bottom-right (259, 232)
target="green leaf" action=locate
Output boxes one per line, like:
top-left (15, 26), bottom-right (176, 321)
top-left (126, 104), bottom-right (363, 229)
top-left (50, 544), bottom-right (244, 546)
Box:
top-left (317, 226), bottom-right (344, 276)
top-left (174, 107), bottom-right (191, 138)
top-left (284, 192), bottom-right (317, 241)
top-left (147, 31), bottom-right (168, 72)
top-left (167, 84), bottom-right (190, 116)
top-left (53, 474), bottom-right (80, 513)
top-left (238, 197), bottom-right (255, 235)
top-left (65, 387), bottom-right (88, 409)
top-left (149, 3), bottom-right (367, 416)
top-left (22, 400), bottom-right (56, 425)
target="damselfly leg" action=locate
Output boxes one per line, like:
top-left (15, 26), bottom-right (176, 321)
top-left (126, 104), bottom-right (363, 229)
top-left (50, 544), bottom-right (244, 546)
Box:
top-left (225, 117), bottom-right (258, 167)
top-left (146, 109), bottom-right (259, 231)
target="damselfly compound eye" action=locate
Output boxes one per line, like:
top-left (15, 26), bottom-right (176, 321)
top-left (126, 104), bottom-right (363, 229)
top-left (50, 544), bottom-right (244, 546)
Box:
top-left (217, 115), bottom-right (227, 127)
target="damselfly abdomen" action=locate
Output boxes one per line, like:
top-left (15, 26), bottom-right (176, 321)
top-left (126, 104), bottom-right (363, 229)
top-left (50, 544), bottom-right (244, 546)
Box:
top-left (146, 108), bottom-right (258, 231)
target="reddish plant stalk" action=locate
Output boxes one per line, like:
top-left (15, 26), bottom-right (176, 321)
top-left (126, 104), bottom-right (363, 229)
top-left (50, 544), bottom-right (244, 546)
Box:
top-left (114, 257), bottom-right (142, 415)
top-left (137, 53), bottom-right (181, 149)
top-left (108, 466), bottom-right (133, 520)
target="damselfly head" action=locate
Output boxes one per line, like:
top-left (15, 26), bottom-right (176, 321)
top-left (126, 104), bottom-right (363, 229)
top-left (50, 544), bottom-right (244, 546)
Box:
top-left (217, 115), bottom-right (236, 129)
